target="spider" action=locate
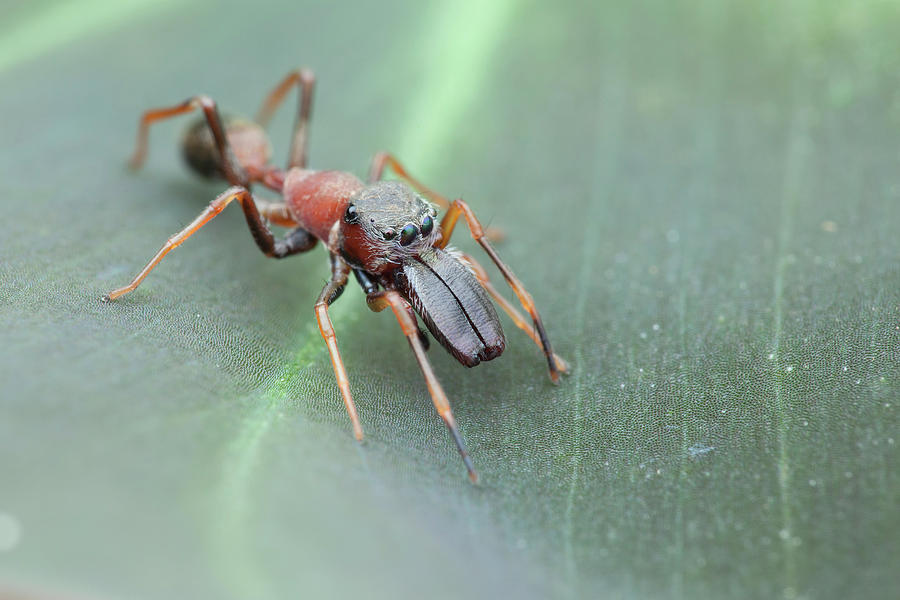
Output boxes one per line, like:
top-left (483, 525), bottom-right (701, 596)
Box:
top-left (102, 69), bottom-right (568, 482)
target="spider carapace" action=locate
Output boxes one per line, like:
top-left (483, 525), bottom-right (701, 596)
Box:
top-left (102, 69), bottom-right (568, 482)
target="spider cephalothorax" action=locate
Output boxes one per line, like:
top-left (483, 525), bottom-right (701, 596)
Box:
top-left (341, 181), bottom-right (440, 272)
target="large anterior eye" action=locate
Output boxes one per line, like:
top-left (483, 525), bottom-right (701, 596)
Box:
top-left (399, 224), bottom-right (418, 246)
top-left (344, 204), bottom-right (358, 224)
top-left (420, 215), bottom-right (433, 236)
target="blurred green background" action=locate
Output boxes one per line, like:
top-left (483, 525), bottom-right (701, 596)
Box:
top-left (1, 1), bottom-right (899, 598)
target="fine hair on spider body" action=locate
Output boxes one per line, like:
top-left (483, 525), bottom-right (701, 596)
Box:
top-left (103, 68), bottom-right (568, 482)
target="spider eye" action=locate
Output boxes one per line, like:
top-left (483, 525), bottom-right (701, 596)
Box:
top-left (420, 215), bottom-right (433, 236)
top-left (383, 228), bottom-right (396, 241)
top-left (399, 224), bottom-right (418, 246)
top-left (344, 204), bottom-right (358, 224)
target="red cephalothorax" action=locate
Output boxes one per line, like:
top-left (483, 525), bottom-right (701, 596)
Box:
top-left (282, 168), bottom-right (363, 243)
top-left (103, 69), bottom-right (568, 483)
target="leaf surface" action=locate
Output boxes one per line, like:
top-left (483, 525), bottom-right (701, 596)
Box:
top-left (1, 1), bottom-right (898, 599)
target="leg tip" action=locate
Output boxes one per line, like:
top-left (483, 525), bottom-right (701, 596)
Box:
top-left (127, 150), bottom-right (148, 171)
top-left (100, 294), bottom-right (112, 303)
top-left (468, 469), bottom-right (480, 485)
top-left (547, 353), bottom-right (570, 384)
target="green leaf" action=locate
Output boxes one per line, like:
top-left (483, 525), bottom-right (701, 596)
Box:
top-left (1, 1), bottom-right (898, 599)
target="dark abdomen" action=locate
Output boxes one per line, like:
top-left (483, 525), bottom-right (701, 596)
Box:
top-left (181, 116), bottom-right (271, 179)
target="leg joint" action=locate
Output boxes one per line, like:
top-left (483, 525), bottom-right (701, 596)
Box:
top-left (299, 68), bottom-right (316, 84)
top-left (453, 199), bottom-right (484, 238)
top-left (194, 95), bottom-right (216, 109)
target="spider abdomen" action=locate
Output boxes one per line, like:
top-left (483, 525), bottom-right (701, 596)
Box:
top-left (181, 115), bottom-right (271, 179)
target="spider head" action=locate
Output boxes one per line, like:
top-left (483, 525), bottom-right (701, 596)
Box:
top-left (339, 181), bottom-right (439, 273)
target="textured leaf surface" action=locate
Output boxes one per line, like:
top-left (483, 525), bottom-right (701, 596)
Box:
top-left (1, 1), bottom-right (898, 599)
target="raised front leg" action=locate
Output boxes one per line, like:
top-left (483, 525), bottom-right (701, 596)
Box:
top-left (367, 289), bottom-right (478, 483)
top-left (255, 68), bottom-right (316, 169)
top-left (102, 186), bottom-right (317, 302)
top-left (439, 199), bottom-right (562, 383)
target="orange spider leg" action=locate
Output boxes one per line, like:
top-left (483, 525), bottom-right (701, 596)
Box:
top-left (315, 254), bottom-right (364, 441)
top-left (256, 200), bottom-right (298, 228)
top-left (367, 152), bottom-right (450, 209)
top-left (460, 252), bottom-right (569, 374)
top-left (367, 153), bottom-right (505, 243)
top-left (367, 289), bottom-right (478, 483)
top-left (102, 186), bottom-right (316, 302)
top-left (129, 95), bottom-right (248, 187)
top-left (439, 199), bottom-right (562, 383)
top-left (255, 68), bottom-right (316, 169)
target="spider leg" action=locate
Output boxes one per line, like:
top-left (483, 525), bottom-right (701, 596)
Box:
top-left (351, 269), bottom-right (430, 350)
top-left (101, 186), bottom-right (316, 302)
top-left (129, 95), bottom-right (249, 187)
top-left (367, 290), bottom-right (478, 483)
top-left (315, 254), bottom-right (364, 441)
top-left (459, 252), bottom-right (569, 374)
top-left (256, 200), bottom-right (299, 228)
top-left (254, 68), bottom-right (316, 169)
top-left (366, 153), bottom-right (504, 241)
top-left (367, 152), bottom-right (450, 209)
top-left (439, 199), bottom-right (562, 383)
